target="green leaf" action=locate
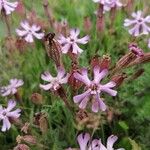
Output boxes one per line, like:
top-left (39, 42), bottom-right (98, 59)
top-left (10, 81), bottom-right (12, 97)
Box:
top-left (129, 138), bottom-right (142, 150)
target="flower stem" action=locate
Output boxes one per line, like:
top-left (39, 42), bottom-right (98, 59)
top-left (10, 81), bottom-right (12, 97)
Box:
top-left (2, 9), bottom-right (11, 36)
top-left (96, 4), bottom-right (105, 33)
top-left (14, 91), bottom-right (23, 105)
top-left (43, 0), bottom-right (54, 28)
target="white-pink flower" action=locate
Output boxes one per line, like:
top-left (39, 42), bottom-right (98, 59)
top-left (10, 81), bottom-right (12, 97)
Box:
top-left (16, 20), bottom-right (44, 43)
top-left (58, 28), bottom-right (89, 54)
top-left (148, 39), bottom-right (150, 48)
top-left (93, 0), bottom-right (123, 13)
top-left (0, 100), bottom-right (21, 132)
top-left (100, 135), bottom-right (125, 150)
top-left (40, 67), bottom-right (69, 91)
top-left (124, 10), bottom-right (150, 36)
top-left (1, 79), bottom-right (24, 97)
top-left (73, 66), bottom-right (117, 112)
top-left (0, 0), bottom-right (18, 15)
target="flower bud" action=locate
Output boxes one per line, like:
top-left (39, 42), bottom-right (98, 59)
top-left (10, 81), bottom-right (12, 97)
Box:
top-left (129, 68), bottom-right (144, 80)
top-left (127, 52), bottom-right (150, 67)
top-left (21, 122), bottom-right (30, 134)
top-left (75, 109), bottom-right (101, 130)
top-left (112, 52), bottom-right (137, 74)
top-left (39, 115), bottom-right (49, 134)
top-left (15, 38), bottom-right (27, 53)
top-left (4, 36), bottom-right (16, 52)
top-left (100, 54), bottom-right (111, 70)
top-left (129, 43), bottom-right (144, 57)
top-left (34, 113), bottom-right (48, 134)
top-left (23, 135), bottom-right (37, 145)
top-left (111, 73), bottom-right (127, 87)
top-left (90, 55), bottom-right (101, 68)
top-left (68, 62), bottom-right (82, 90)
top-left (15, 1), bottom-right (26, 17)
top-left (31, 93), bottom-right (43, 105)
top-left (13, 144), bottom-right (30, 150)
top-left (83, 16), bottom-right (92, 33)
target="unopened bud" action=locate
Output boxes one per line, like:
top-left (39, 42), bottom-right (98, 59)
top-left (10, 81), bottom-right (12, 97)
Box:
top-left (39, 115), bottom-right (49, 134)
top-left (100, 54), bottom-right (111, 70)
top-left (16, 135), bottom-right (23, 144)
top-left (107, 109), bottom-right (114, 123)
top-left (31, 93), bottom-right (43, 105)
top-left (21, 122), bottom-right (30, 134)
top-left (129, 68), bottom-right (144, 80)
top-left (111, 73), bottom-right (127, 87)
top-left (23, 135), bottom-right (37, 145)
top-left (90, 55), bottom-right (101, 68)
top-left (15, 38), bottom-right (27, 53)
top-left (112, 52), bottom-right (137, 74)
top-left (15, 1), bottom-right (26, 17)
top-left (127, 52), bottom-right (150, 67)
top-left (83, 16), bottom-right (92, 33)
top-left (129, 43), bottom-right (144, 57)
top-left (34, 113), bottom-right (48, 134)
top-left (4, 36), bottom-right (16, 52)
top-left (13, 144), bottom-right (30, 150)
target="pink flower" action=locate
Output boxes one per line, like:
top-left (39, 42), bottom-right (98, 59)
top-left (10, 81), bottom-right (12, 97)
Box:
top-left (148, 39), bottom-right (150, 48)
top-left (67, 133), bottom-right (124, 150)
top-left (73, 66), bottom-right (117, 112)
top-left (0, 0), bottom-right (18, 15)
top-left (67, 133), bottom-right (101, 150)
top-left (58, 28), bottom-right (89, 54)
top-left (1, 79), bottom-right (24, 97)
top-left (104, 0), bottom-right (122, 12)
top-left (124, 10), bottom-right (150, 36)
top-left (100, 135), bottom-right (125, 150)
top-left (0, 100), bottom-right (21, 132)
top-left (16, 20), bottom-right (44, 43)
top-left (93, 0), bottom-right (122, 13)
top-left (40, 67), bottom-right (69, 91)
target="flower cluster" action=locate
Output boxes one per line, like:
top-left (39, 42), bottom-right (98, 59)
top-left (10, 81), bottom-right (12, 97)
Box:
top-left (0, 100), bottom-right (21, 132)
top-left (67, 132), bottom-right (124, 150)
top-left (0, 0), bottom-right (148, 149)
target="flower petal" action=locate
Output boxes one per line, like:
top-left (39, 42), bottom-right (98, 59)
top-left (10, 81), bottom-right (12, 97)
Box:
top-left (107, 135), bottom-right (118, 149)
top-left (40, 83), bottom-right (52, 90)
top-left (77, 133), bottom-right (90, 150)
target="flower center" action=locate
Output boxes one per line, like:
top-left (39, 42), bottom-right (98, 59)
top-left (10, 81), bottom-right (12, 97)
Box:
top-left (2, 111), bottom-right (7, 116)
top-left (70, 38), bottom-right (75, 42)
top-left (90, 83), bottom-right (100, 94)
top-left (137, 18), bottom-right (143, 23)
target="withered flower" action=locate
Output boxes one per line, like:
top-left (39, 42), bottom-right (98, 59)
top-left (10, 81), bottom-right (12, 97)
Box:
top-left (44, 32), bottom-right (62, 67)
